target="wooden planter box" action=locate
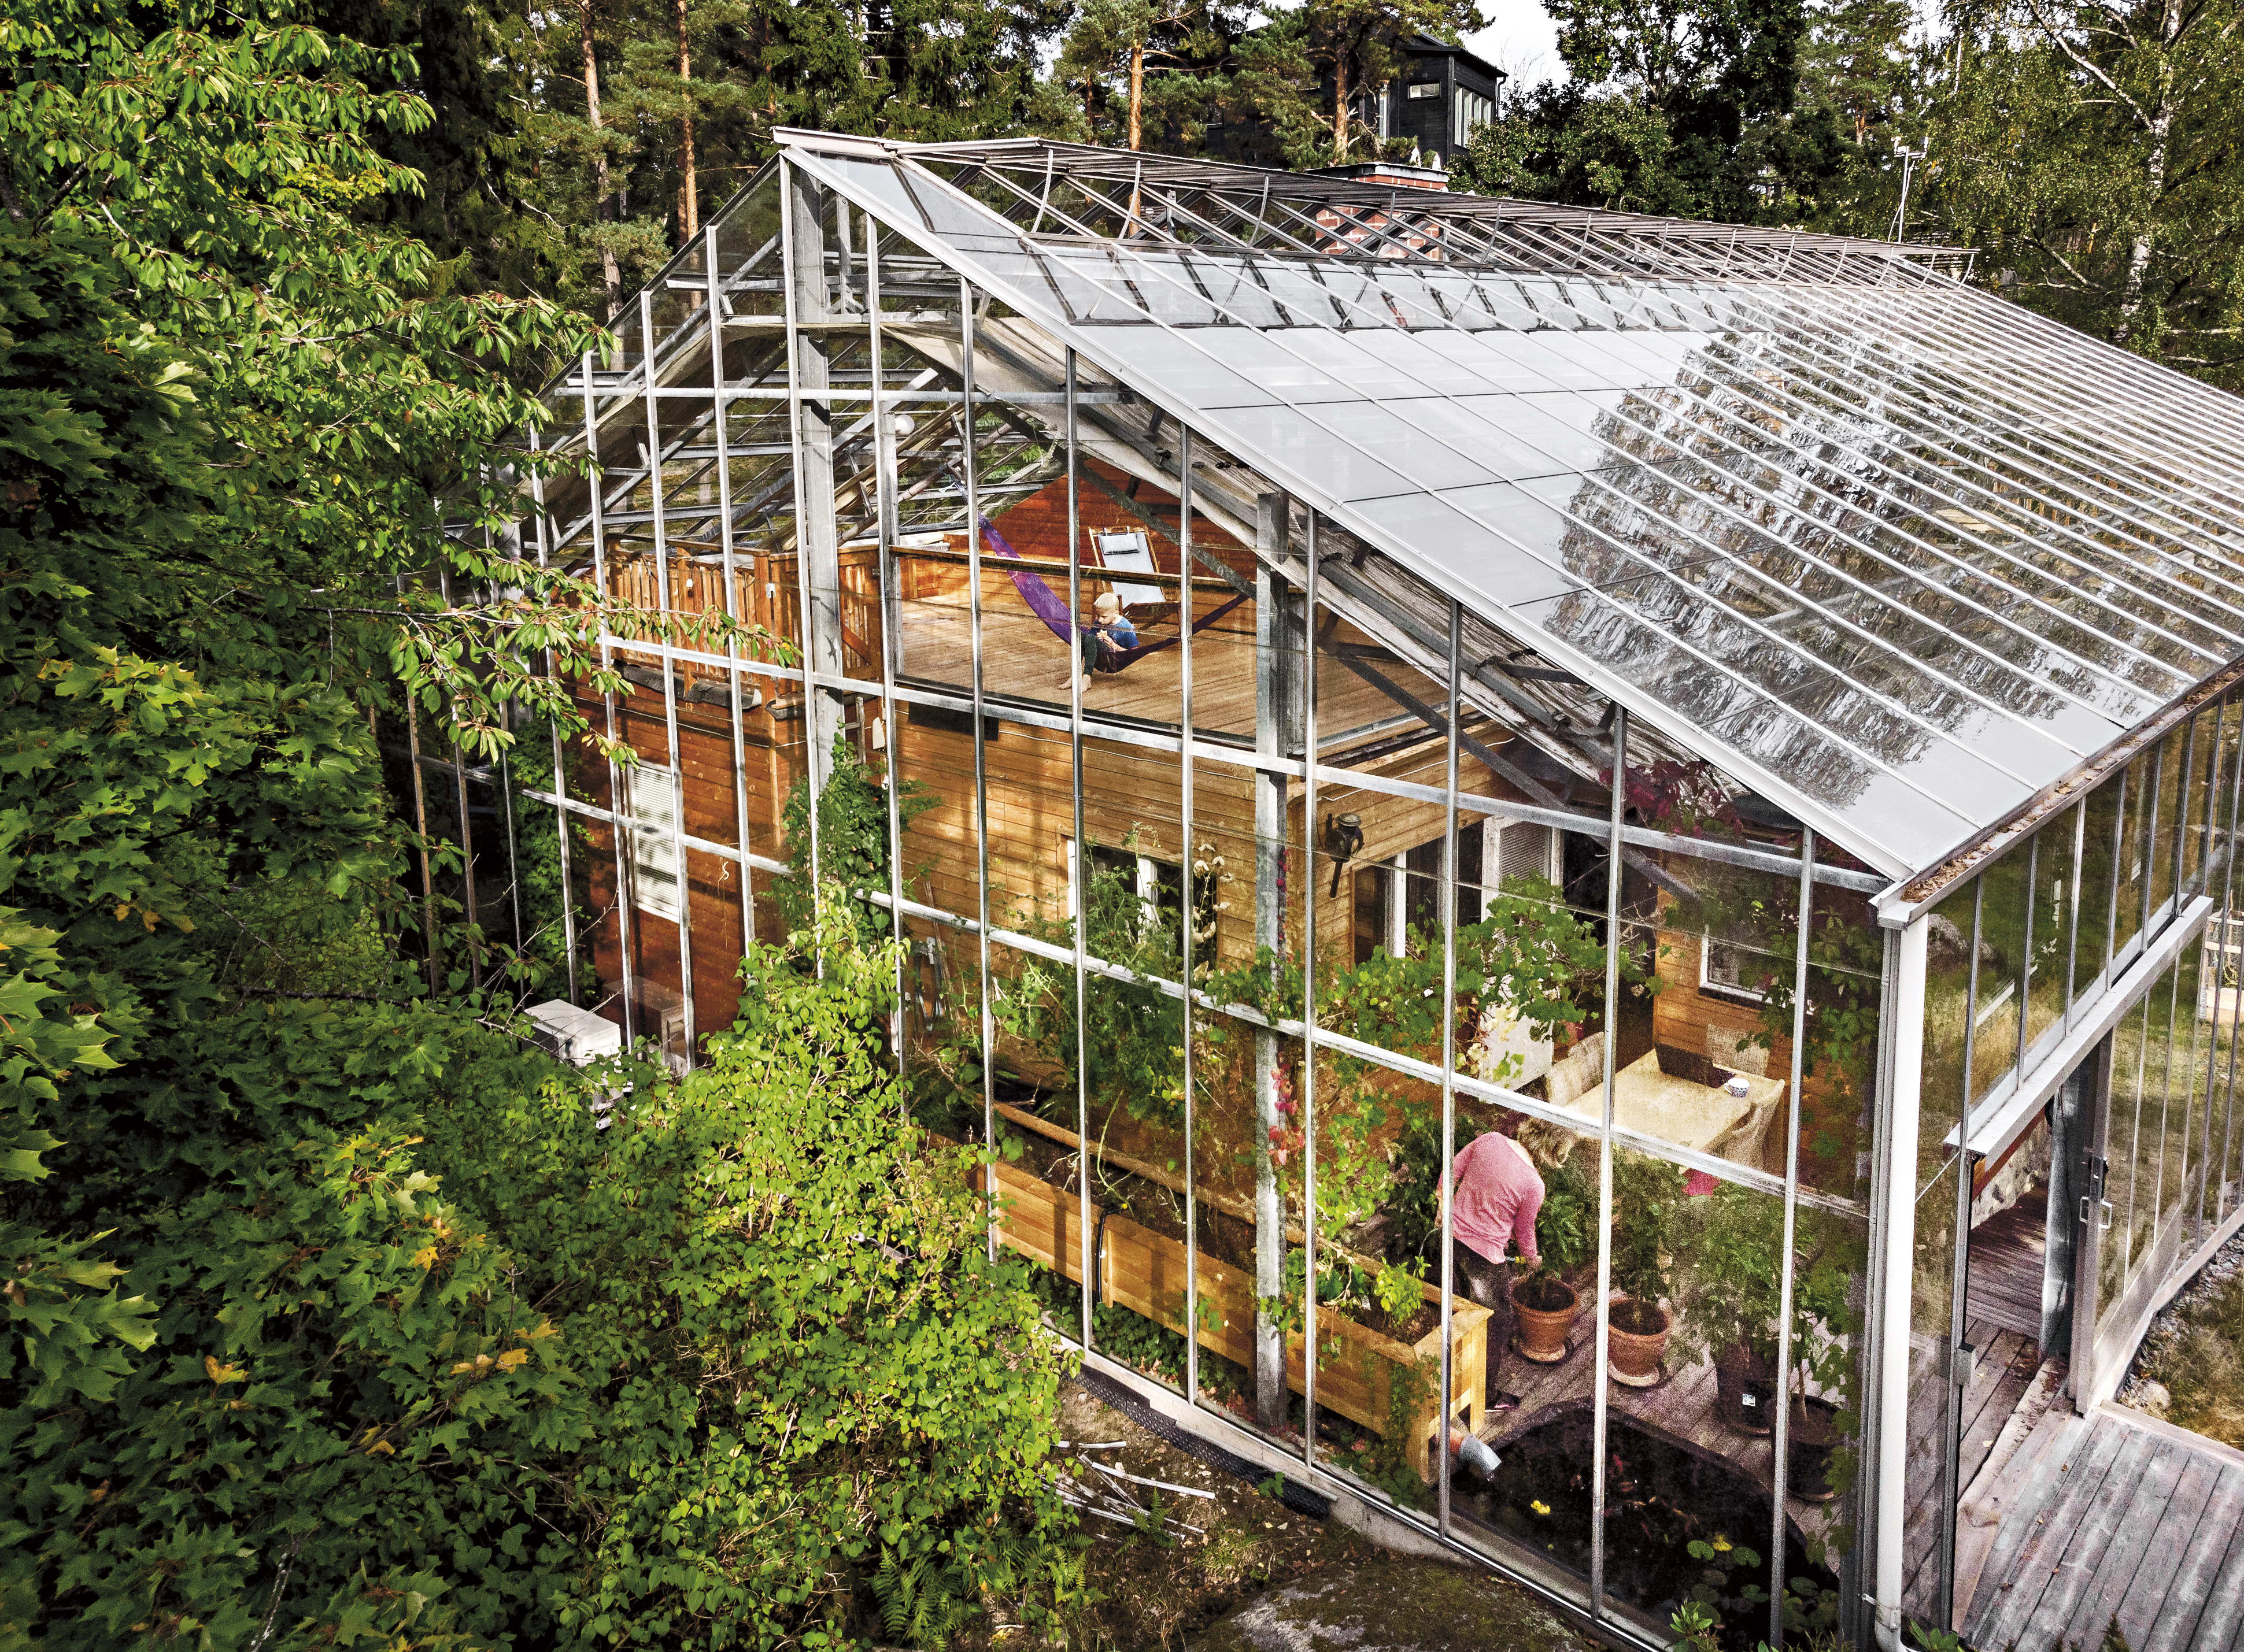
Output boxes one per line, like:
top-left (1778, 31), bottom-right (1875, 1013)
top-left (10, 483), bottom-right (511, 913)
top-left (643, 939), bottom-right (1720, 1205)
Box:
top-left (979, 1158), bottom-right (1489, 1481)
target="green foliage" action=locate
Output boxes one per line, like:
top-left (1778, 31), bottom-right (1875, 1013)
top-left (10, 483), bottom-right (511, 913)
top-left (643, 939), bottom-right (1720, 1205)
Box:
top-left (1385, 1106), bottom-right (1469, 1272)
top-left (1260, 1245), bottom-right (1369, 1340)
top-left (1671, 1178), bottom-right (1787, 1364)
top-left (1203, 870), bottom-right (1637, 1262)
top-left (1526, 1152), bottom-right (1598, 1280)
top-left (1914, 0), bottom-right (2244, 383)
top-left (496, 0), bottom-right (1068, 317)
top-left (0, 910), bottom-right (155, 1410)
top-left (1457, 87), bottom-right (1701, 214)
top-left (778, 735), bottom-right (936, 947)
top-left (1372, 1258), bottom-right (1423, 1323)
top-left (1611, 1151), bottom-right (1687, 1311)
top-left (8, 998), bottom-right (602, 1649)
top-left (966, 832), bottom-right (1192, 1135)
top-left (0, 2), bottom-right (1077, 1643)
top-left (1669, 1566), bottom-right (1842, 1650)
top-left (422, 897), bottom-right (1088, 1647)
top-left (2119, 1267), bottom-right (2244, 1447)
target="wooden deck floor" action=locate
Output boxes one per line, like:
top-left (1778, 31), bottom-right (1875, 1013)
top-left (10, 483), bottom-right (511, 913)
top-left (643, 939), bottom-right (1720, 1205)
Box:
top-left (1971, 1194), bottom-right (2052, 1343)
top-left (897, 588), bottom-right (1430, 746)
top-left (1963, 1403), bottom-right (2244, 1651)
top-left (1898, 1319), bottom-right (2047, 1613)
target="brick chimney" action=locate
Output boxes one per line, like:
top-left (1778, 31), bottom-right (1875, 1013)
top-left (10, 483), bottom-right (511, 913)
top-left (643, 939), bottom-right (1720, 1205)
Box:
top-left (1310, 160), bottom-right (1451, 192)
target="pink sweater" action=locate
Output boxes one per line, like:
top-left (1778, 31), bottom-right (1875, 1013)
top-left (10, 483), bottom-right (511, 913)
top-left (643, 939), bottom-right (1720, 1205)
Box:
top-left (1450, 1132), bottom-right (1545, 1266)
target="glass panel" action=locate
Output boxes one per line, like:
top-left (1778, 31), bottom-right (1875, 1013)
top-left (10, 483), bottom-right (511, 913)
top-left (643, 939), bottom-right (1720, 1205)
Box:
top-left (2113, 749), bottom-right (2153, 964)
top-left (2075, 769), bottom-right (2125, 1008)
top-left (2106, 979), bottom-right (2167, 1304)
top-left (1966, 840), bottom-right (2031, 1107)
top-left (1901, 1161), bottom-right (1960, 1625)
top-left (1644, 847), bottom-right (1803, 1177)
top-left (2171, 931), bottom-right (2214, 1247)
top-left (1921, 883), bottom-right (1979, 1194)
top-left (2024, 809), bottom-right (2076, 1061)
top-left (2211, 695), bottom-right (2244, 905)
top-left (2205, 912), bottom-right (2244, 1224)
top-left (984, 938), bottom-right (1092, 1346)
top-left (1803, 882), bottom-right (1883, 1202)
top-left (2149, 726), bottom-right (2187, 927)
top-left (2182, 707), bottom-right (2220, 897)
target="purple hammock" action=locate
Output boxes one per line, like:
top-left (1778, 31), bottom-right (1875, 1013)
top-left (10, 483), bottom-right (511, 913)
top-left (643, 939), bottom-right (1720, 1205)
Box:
top-left (978, 515), bottom-right (1249, 671)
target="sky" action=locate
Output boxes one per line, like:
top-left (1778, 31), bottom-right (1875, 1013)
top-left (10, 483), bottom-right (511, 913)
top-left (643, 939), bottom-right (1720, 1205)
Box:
top-left (1463, 0), bottom-right (1566, 90)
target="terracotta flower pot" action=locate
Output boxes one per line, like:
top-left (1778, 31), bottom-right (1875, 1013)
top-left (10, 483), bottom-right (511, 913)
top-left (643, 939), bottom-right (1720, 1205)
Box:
top-left (1715, 1342), bottom-right (1777, 1435)
top-left (1607, 1295), bottom-right (1670, 1387)
top-left (1510, 1274), bottom-right (1580, 1363)
top-left (1786, 1394), bottom-right (1844, 1502)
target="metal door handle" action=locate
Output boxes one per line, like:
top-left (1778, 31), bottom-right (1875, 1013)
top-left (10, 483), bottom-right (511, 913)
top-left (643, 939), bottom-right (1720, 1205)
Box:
top-left (1953, 1342), bottom-right (1979, 1388)
top-left (2099, 1199), bottom-right (2114, 1231)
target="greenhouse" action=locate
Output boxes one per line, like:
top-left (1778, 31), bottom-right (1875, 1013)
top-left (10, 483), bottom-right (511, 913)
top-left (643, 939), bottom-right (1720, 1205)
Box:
top-left (431, 131), bottom-right (2244, 1648)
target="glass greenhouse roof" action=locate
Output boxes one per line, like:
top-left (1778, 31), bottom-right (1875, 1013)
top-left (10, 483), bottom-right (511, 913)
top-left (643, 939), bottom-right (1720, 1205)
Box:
top-left (767, 132), bottom-right (2244, 881)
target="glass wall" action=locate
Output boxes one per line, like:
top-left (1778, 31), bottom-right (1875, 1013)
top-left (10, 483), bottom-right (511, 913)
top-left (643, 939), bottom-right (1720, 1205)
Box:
top-left (460, 153), bottom-right (2244, 1651)
top-left (1905, 679), bottom-right (2244, 1631)
top-left (690, 183), bottom-right (1887, 1642)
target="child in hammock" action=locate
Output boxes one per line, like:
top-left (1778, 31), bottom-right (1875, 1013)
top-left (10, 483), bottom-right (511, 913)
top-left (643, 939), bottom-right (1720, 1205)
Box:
top-left (1069, 591), bottom-right (1137, 691)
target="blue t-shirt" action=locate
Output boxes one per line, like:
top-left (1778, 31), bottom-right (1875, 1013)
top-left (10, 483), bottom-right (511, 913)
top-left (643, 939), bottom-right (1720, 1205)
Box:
top-left (1106, 614), bottom-right (1138, 649)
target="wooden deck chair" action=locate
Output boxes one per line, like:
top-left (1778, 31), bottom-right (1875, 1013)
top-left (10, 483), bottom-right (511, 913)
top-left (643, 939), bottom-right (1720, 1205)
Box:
top-left (1089, 528), bottom-right (1173, 620)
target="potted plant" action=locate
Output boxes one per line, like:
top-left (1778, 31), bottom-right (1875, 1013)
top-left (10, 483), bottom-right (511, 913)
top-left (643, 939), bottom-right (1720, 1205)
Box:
top-left (1673, 1180), bottom-right (1787, 1435)
top-left (1607, 1152), bottom-right (1684, 1385)
top-left (1510, 1149), bottom-right (1594, 1362)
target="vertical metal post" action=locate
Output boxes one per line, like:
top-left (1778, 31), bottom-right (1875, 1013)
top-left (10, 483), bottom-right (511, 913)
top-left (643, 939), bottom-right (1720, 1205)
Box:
top-left (781, 160), bottom-right (839, 895)
top-left (401, 694), bottom-right (441, 994)
top-left (2143, 734), bottom-right (2167, 939)
top-left (2217, 695), bottom-right (2244, 1221)
top-left (1872, 915), bottom-right (1932, 1647)
top-left (2176, 715), bottom-right (2201, 904)
top-left (1436, 597), bottom-right (1462, 1533)
top-left (866, 217), bottom-right (908, 1068)
top-left (2015, 831), bottom-right (2038, 1074)
top-left (1588, 705), bottom-right (1627, 1618)
top-left (584, 351), bottom-right (638, 1046)
top-left (497, 749), bottom-right (523, 970)
top-left (1180, 425), bottom-right (1202, 1406)
top-left (1769, 829), bottom-right (1817, 1646)
top-left (2064, 801), bottom-right (2087, 1035)
top-left (1300, 511), bottom-right (1321, 1470)
top-left (962, 280), bottom-right (997, 1264)
top-left (1068, 350), bottom-right (1094, 1353)
top-left (707, 218), bottom-right (759, 960)
top-left (642, 287), bottom-right (696, 1064)
top-left (524, 421), bottom-right (580, 1004)
top-left (434, 563), bottom-right (483, 992)
top-left (2191, 702), bottom-right (2230, 1228)
top-left (1939, 875), bottom-right (1986, 1629)
top-left (1252, 491), bottom-right (1291, 1431)
top-left (2108, 764), bottom-right (2130, 983)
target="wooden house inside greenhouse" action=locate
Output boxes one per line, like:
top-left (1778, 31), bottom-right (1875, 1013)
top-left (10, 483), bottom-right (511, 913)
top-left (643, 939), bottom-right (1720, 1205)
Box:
top-left (420, 131), bottom-right (2244, 1651)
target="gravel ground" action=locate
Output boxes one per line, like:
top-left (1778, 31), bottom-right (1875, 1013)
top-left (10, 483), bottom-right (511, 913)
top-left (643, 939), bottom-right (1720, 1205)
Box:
top-left (2114, 1221), bottom-right (2244, 1418)
top-left (963, 1378), bottom-right (1598, 1651)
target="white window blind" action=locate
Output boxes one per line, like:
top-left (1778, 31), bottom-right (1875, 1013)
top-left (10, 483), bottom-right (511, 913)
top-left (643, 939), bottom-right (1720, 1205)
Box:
top-left (626, 762), bottom-right (683, 922)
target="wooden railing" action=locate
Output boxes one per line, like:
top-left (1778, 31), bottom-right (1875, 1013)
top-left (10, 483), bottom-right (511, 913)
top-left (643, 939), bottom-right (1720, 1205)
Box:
top-left (601, 543), bottom-right (882, 688)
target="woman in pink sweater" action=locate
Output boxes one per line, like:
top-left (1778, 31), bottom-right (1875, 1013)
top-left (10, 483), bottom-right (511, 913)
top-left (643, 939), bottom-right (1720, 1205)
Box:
top-left (1443, 1126), bottom-right (1546, 1412)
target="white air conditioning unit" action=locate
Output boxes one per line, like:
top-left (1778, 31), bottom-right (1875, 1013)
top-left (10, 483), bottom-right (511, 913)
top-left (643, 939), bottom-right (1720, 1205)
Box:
top-left (524, 999), bottom-right (623, 1066)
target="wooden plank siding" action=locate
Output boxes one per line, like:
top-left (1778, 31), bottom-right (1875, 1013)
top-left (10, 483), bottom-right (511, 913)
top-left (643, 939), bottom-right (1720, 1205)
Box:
top-left (566, 466), bottom-right (1849, 1192)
